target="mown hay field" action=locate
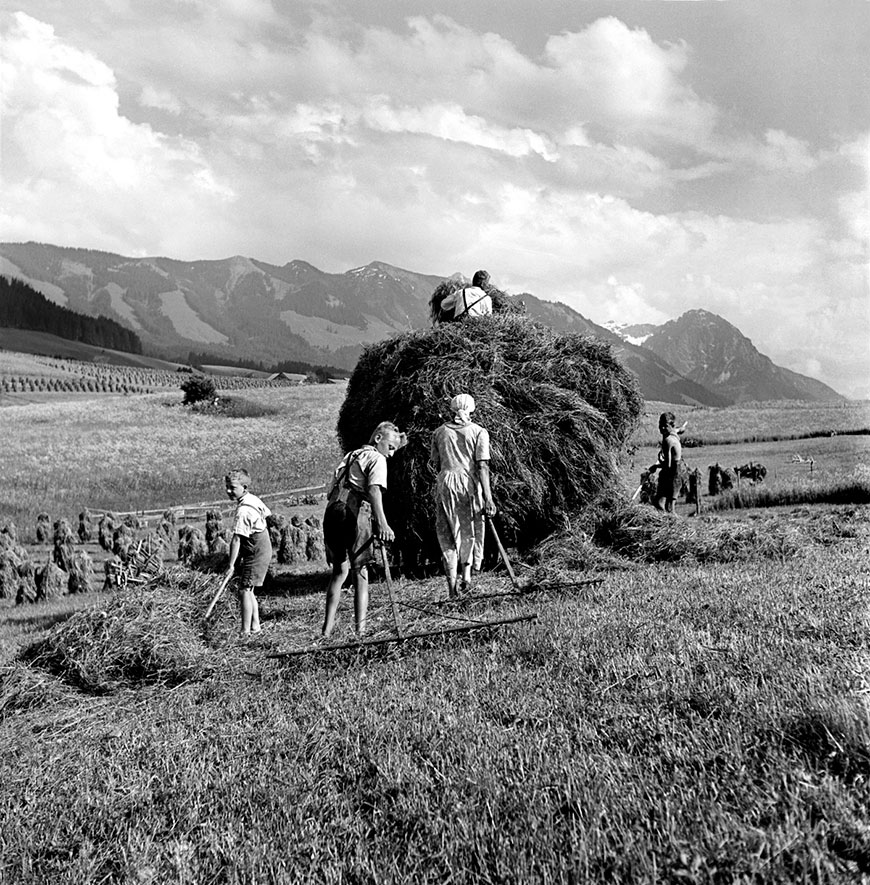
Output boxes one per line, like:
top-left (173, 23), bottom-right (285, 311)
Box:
top-left (0, 385), bottom-right (346, 534)
top-left (634, 399), bottom-right (870, 447)
top-left (1, 385), bottom-right (869, 883)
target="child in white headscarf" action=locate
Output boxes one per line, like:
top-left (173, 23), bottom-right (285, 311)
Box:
top-left (430, 393), bottom-right (497, 597)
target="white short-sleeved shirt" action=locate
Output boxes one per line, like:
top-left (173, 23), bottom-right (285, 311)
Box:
top-left (331, 445), bottom-right (388, 497)
top-left (232, 492), bottom-right (271, 537)
top-left (441, 286), bottom-right (493, 320)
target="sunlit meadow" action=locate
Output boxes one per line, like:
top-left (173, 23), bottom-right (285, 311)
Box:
top-left (0, 386), bottom-right (345, 533)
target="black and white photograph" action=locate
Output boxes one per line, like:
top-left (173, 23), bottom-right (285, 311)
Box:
top-left (1, 1), bottom-right (868, 882)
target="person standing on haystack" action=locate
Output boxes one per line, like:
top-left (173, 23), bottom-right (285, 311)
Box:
top-left (438, 270), bottom-right (494, 322)
top-left (430, 394), bottom-right (497, 597)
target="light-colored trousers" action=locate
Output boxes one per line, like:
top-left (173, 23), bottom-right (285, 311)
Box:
top-left (435, 468), bottom-right (484, 572)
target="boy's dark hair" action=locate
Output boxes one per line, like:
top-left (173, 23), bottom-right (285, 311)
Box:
top-left (659, 412), bottom-right (676, 432)
top-left (472, 269), bottom-right (490, 288)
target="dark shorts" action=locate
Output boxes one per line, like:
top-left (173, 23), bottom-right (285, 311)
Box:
top-left (323, 497), bottom-right (374, 569)
top-left (236, 530), bottom-right (272, 587)
top-left (657, 467), bottom-right (681, 501)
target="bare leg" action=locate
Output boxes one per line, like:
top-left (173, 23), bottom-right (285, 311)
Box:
top-left (442, 551), bottom-right (458, 598)
top-left (251, 589), bottom-right (261, 632)
top-left (322, 562), bottom-right (349, 637)
top-left (240, 586), bottom-right (256, 634)
top-left (460, 560), bottom-right (472, 591)
top-left (354, 566), bottom-right (369, 636)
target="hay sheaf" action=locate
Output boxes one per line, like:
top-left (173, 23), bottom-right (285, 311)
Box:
top-left (337, 314), bottom-right (643, 567)
top-left (20, 569), bottom-right (213, 692)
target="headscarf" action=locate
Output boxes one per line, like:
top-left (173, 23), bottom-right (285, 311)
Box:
top-left (449, 394), bottom-right (475, 426)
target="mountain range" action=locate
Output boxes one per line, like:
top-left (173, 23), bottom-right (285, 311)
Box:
top-left (0, 242), bottom-right (843, 405)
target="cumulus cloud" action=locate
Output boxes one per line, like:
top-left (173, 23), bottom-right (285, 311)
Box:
top-left (0, 12), bottom-right (235, 255)
top-left (139, 85), bottom-right (183, 114)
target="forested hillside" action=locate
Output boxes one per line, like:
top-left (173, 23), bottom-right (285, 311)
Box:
top-left (0, 276), bottom-right (142, 354)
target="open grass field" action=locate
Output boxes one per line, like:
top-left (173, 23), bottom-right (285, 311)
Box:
top-left (0, 385), bottom-right (346, 535)
top-left (1, 381), bottom-right (869, 883)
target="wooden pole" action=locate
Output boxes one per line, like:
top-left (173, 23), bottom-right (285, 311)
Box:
top-left (378, 541), bottom-right (402, 637)
top-left (267, 614), bottom-right (537, 658)
top-left (203, 573), bottom-right (233, 620)
top-left (486, 516), bottom-right (520, 588)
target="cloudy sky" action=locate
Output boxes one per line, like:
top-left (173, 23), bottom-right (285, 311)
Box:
top-left (1, 0), bottom-right (868, 397)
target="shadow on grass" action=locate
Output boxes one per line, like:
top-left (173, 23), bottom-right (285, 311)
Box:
top-left (782, 705), bottom-right (870, 785)
top-left (263, 571), bottom-right (329, 598)
top-left (4, 609), bottom-right (81, 632)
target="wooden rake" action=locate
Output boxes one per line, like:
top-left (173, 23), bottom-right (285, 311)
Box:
top-left (485, 515), bottom-right (520, 589)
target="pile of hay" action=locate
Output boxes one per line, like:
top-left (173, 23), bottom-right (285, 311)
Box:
top-left (35, 513), bottom-right (50, 543)
top-left (77, 509), bottom-right (93, 543)
top-left (21, 569), bottom-right (214, 692)
top-left (112, 523), bottom-right (133, 560)
top-left (178, 526), bottom-right (208, 563)
top-left (531, 499), bottom-right (803, 577)
top-left (0, 528), bottom-right (31, 601)
top-left (277, 516), bottom-right (307, 564)
top-left (0, 662), bottom-right (69, 713)
top-left (52, 518), bottom-right (75, 573)
top-left (337, 313), bottom-right (643, 568)
top-left (35, 561), bottom-right (67, 601)
top-left (97, 513), bottom-right (115, 551)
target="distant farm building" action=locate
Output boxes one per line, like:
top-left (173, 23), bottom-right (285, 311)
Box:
top-left (267, 372), bottom-right (305, 384)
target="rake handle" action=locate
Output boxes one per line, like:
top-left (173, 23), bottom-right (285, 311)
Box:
top-left (378, 541), bottom-right (403, 638)
top-left (486, 516), bottom-right (520, 588)
top-left (203, 572), bottom-right (232, 620)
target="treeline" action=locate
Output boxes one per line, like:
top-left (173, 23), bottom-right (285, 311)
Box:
top-left (183, 349), bottom-right (349, 379)
top-left (0, 276), bottom-right (142, 354)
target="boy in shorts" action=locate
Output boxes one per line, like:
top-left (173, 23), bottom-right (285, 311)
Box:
top-left (224, 468), bottom-right (272, 636)
top-left (321, 421), bottom-right (406, 638)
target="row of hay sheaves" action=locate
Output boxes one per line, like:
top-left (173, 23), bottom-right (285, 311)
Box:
top-left (0, 508), bottom-right (329, 606)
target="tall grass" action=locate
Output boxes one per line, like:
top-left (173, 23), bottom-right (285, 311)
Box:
top-left (706, 476), bottom-right (870, 510)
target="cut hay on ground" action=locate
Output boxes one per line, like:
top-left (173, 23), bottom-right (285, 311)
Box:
top-left (20, 569), bottom-right (216, 692)
top-left (531, 499), bottom-right (803, 577)
top-left (337, 314), bottom-right (642, 569)
top-left (0, 662), bottom-right (70, 714)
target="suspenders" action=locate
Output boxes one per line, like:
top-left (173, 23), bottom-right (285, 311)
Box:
top-left (454, 287), bottom-right (489, 319)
